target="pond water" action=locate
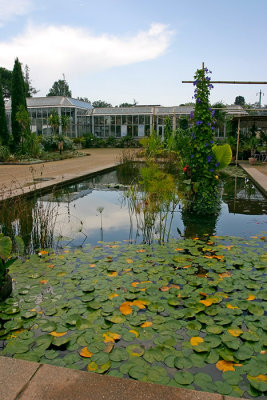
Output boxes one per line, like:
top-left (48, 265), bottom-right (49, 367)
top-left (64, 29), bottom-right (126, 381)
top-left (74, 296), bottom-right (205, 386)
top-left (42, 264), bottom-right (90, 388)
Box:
top-left (0, 165), bottom-right (266, 251)
top-left (1, 165), bottom-right (267, 399)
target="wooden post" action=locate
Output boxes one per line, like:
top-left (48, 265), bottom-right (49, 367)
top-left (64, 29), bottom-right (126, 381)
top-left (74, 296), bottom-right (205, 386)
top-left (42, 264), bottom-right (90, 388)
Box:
top-left (235, 117), bottom-right (240, 165)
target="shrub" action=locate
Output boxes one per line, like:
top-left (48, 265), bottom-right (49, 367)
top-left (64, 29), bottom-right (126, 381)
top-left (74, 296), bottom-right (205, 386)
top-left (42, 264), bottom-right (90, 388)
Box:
top-left (0, 145), bottom-right (10, 161)
top-left (41, 135), bottom-right (74, 151)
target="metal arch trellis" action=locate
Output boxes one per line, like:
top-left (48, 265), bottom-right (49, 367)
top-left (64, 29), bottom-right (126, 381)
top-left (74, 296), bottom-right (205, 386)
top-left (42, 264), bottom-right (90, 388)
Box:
top-left (182, 62), bottom-right (267, 165)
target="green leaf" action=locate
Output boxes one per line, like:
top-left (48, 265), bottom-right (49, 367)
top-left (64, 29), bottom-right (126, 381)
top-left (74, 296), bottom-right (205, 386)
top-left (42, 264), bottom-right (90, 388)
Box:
top-left (248, 303), bottom-right (264, 317)
top-left (236, 344), bottom-right (254, 361)
top-left (15, 236), bottom-right (25, 255)
top-left (215, 380), bottom-right (232, 395)
top-left (247, 375), bottom-right (267, 392)
top-left (174, 371), bottom-right (194, 385)
top-left (212, 144), bottom-right (232, 169)
top-left (0, 236), bottom-right (12, 260)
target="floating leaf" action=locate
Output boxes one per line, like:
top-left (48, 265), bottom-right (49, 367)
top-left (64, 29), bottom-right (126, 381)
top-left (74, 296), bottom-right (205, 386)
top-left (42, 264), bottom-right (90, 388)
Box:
top-left (109, 293), bottom-right (119, 300)
top-left (190, 337), bottom-right (204, 346)
top-left (140, 321), bottom-right (152, 328)
top-left (80, 347), bottom-right (93, 358)
top-left (228, 328), bottom-right (243, 337)
top-left (50, 331), bottom-right (67, 337)
top-left (216, 360), bottom-right (235, 372)
top-left (248, 303), bottom-right (264, 316)
top-left (103, 332), bottom-right (121, 343)
top-left (129, 329), bottom-right (139, 337)
top-left (120, 302), bottom-right (132, 315)
top-left (247, 374), bottom-right (267, 392)
top-left (126, 344), bottom-right (144, 357)
top-left (227, 304), bottom-right (239, 309)
top-left (174, 371), bottom-right (194, 385)
top-left (108, 271), bottom-right (118, 277)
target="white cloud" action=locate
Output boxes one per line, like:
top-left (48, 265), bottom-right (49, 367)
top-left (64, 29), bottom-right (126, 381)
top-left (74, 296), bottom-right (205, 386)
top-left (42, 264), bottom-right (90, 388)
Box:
top-left (0, 23), bottom-right (173, 94)
top-left (0, 0), bottom-right (33, 26)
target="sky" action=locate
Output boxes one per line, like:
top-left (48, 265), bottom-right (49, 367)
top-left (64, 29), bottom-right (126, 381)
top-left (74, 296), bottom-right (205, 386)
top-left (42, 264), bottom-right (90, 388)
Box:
top-left (0, 0), bottom-right (266, 106)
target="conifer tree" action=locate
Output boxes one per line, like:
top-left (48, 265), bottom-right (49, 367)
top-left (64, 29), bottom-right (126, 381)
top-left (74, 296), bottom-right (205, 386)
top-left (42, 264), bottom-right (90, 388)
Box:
top-left (11, 58), bottom-right (27, 146)
top-left (0, 77), bottom-right (9, 146)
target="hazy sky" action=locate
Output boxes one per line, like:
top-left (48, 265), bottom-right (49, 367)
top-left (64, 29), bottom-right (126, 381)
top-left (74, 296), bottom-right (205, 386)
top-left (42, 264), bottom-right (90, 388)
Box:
top-left (0, 0), bottom-right (266, 106)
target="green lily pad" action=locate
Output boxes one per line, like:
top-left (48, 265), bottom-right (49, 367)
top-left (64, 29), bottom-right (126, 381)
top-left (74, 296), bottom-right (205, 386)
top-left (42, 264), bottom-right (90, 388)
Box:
top-left (247, 374), bottom-right (267, 392)
top-left (215, 380), bottom-right (232, 395)
top-left (126, 344), bottom-right (145, 357)
top-left (174, 371), bottom-right (194, 385)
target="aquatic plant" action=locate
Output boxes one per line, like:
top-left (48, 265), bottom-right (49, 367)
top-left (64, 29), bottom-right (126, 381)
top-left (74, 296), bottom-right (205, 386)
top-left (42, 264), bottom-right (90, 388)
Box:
top-left (182, 66), bottom-right (231, 215)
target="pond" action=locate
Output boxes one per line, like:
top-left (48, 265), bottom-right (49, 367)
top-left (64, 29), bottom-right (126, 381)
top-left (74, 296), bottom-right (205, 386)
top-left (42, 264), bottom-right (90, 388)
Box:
top-left (0, 164), bottom-right (266, 399)
top-left (0, 164), bottom-right (266, 251)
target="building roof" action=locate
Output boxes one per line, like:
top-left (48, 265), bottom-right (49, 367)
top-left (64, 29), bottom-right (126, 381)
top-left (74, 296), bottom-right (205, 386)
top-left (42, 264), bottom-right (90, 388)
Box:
top-left (5, 96), bottom-right (93, 110)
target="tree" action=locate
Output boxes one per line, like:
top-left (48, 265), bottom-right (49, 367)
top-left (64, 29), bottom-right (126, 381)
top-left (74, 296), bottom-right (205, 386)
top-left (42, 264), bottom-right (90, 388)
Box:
top-left (61, 115), bottom-right (70, 135)
top-left (16, 105), bottom-right (31, 153)
top-left (0, 77), bottom-right (9, 146)
top-left (11, 58), bottom-right (27, 147)
top-left (234, 96), bottom-right (245, 106)
top-left (92, 100), bottom-right (112, 108)
top-left (0, 64), bottom-right (38, 100)
top-left (48, 110), bottom-right (60, 134)
top-left (0, 67), bottom-right (12, 99)
top-left (47, 79), bottom-right (72, 97)
top-left (119, 99), bottom-right (138, 107)
top-left (24, 65), bottom-right (38, 97)
top-left (77, 97), bottom-right (91, 104)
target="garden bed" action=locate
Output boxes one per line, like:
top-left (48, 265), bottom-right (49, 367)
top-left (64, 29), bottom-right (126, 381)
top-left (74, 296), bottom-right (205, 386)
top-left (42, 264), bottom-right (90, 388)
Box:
top-left (0, 235), bottom-right (266, 398)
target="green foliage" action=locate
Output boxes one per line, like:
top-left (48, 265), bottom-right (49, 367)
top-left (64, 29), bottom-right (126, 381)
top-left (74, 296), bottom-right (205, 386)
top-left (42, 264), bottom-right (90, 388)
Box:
top-left (0, 235), bottom-right (15, 282)
top-left (174, 128), bottom-right (191, 158)
top-left (119, 100), bottom-right (137, 107)
top-left (163, 116), bottom-right (173, 148)
top-left (212, 144), bottom-right (232, 169)
top-left (92, 100), bottom-right (112, 108)
top-left (234, 96), bottom-right (245, 106)
top-left (61, 115), bottom-right (70, 135)
top-left (181, 66), bottom-right (220, 215)
top-left (0, 145), bottom-right (10, 161)
top-left (15, 105), bottom-right (40, 156)
top-left (11, 58), bottom-right (27, 147)
top-left (0, 78), bottom-right (9, 146)
top-left (140, 131), bottom-right (163, 157)
top-left (179, 117), bottom-right (189, 130)
top-left (47, 79), bottom-right (72, 97)
top-left (23, 65), bottom-right (38, 97)
top-left (41, 135), bottom-right (73, 151)
top-left (0, 235), bottom-right (266, 397)
top-left (48, 111), bottom-right (60, 134)
top-left (0, 67), bottom-right (12, 99)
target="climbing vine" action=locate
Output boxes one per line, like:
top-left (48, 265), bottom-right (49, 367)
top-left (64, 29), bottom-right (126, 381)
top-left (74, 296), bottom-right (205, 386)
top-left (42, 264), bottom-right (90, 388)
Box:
top-left (183, 67), bottom-right (220, 215)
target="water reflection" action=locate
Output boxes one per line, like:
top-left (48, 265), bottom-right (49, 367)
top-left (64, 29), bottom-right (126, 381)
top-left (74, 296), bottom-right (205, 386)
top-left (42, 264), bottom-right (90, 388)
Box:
top-left (0, 165), bottom-right (266, 252)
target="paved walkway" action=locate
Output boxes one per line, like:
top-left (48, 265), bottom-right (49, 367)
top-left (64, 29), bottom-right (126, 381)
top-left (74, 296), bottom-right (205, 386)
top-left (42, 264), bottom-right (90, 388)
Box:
top-left (0, 356), bottom-right (243, 400)
top-left (0, 149), bottom-right (125, 201)
top-left (239, 161), bottom-right (267, 196)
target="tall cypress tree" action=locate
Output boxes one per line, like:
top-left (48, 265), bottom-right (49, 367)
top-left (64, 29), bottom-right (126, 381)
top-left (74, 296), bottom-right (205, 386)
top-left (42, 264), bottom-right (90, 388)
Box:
top-left (0, 77), bottom-right (9, 146)
top-left (11, 58), bottom-right (27, 146)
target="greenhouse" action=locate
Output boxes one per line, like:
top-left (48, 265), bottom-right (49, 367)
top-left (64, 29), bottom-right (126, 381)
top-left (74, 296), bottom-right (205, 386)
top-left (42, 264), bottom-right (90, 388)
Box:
top-left (5, 96), bottom-right (247, 139)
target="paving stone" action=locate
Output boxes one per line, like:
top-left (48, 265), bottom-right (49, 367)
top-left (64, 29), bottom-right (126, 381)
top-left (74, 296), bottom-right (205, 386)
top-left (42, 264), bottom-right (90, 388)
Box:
top-left (0, 356), bottom-right (39, 400)
top-left (19, 363), bottom-right (224, 400)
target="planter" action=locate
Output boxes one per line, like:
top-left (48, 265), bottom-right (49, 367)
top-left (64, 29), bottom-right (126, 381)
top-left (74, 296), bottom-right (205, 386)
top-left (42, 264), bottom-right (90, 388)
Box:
top-left (0, 274), bottom-right (12, 301)
top-left (248, 157), bottom-right (257, 165)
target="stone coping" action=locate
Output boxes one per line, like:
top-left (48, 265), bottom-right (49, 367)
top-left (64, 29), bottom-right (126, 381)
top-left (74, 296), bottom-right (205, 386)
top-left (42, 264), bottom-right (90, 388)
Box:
top-left (239, 162), bottom-right (267, 196)
top-left (0, 356), bottom-right (245, 400)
